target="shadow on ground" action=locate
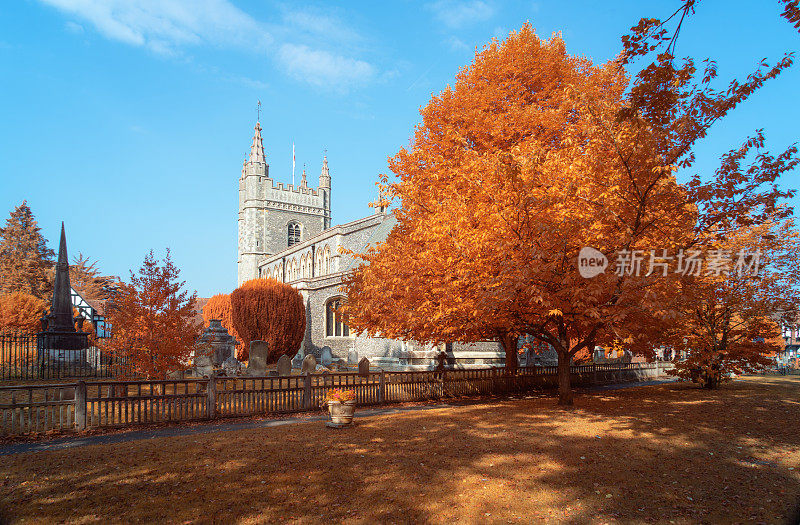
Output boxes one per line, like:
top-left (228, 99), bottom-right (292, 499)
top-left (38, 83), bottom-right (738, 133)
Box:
top-left (1, 376), bottom-right (799, 524)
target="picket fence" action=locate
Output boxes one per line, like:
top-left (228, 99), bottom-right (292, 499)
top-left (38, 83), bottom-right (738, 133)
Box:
top-left (0, 362), bottom-right (667, 436)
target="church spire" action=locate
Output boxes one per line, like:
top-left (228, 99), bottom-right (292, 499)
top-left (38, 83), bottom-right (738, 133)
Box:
top-left (300, 166), bottom-right (308, 188)
top-left (249, 121), bottom-right (266, 165)
top-left (319, 153), bottom-right (331, 189)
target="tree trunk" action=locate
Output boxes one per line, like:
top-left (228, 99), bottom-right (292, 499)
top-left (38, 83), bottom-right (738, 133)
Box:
top-left (500, 333), bottom-right (518, 375)
top-left (557, 350), bottom-right (573, 406)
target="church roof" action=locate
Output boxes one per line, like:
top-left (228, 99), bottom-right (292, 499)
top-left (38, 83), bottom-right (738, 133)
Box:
top-left (259, 211), bottom-right (396, 267)
top-left (342, 213), bottom-right (397, 272)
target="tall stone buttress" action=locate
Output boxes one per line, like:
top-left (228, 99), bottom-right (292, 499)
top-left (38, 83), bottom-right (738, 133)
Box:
top-left (237, 120), bottom-right (332, 285)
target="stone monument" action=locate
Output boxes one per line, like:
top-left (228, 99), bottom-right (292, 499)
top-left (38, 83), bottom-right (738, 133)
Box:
top-left (276, 354), bottom-right (292, 376)
top-left (37, 223), bottom-right (89, 363)
top-left (320, 346), bottom-right (333, 366)
top-left (192, 343), bottom-right (215, 377)
top-left (301, 354), bottom-right (317, 374)
top-left (358, 357), bottom-right (370, 376)
top-left (243, 340), bottom-right (269, 376)
top-left (222, 355), bottom-right (242, 376)
top-left (196, 320), bottom-right (238, 367)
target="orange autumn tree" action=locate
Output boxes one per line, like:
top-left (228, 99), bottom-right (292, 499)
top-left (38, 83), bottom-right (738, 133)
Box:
top-left (0, 201), bottom-right (55, 300)
top-left (665, 218), bottom-right (800, 387)
top-left (68, 253), bottom-right (118, 302)
top-left (661, 140), bottom-right (800, 386)
top-left (0, 292), bottom-right (47, 334)
top-left (103, 249), bottom-right (201, 378)
top-left (346, 15), bottom-right (795, 405)
top-left (202, 293), bottom-right (242, 358)
top-left (610, 1), bottom-right (800, 385)
top-left (230, 278), bottom-right (305, 362)
top-left (345, 26), bottom-right (695, 405)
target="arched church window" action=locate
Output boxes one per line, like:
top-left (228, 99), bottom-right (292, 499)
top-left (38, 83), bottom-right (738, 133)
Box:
top-left (323, 246), bottom-right (331, 274)
top-left (288, 222), bottom-right (301, 247)
top-left (325, 297), bottom-right (350, 337)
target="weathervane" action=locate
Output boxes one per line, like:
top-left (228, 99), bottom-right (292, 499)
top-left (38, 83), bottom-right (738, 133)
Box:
top-left (257, 100), bottom-right (261, 122)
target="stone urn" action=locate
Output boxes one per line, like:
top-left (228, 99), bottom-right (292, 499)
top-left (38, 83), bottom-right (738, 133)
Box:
top-left (327, 400), bottom-right (356, 426)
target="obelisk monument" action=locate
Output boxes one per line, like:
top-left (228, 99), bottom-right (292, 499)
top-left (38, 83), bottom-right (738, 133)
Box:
top-left (37, 223), bottom-right (88, 360)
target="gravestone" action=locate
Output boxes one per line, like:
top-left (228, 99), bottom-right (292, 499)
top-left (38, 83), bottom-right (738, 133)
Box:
top-left (276, 354), bottom-right (292, 376)
top-left (301, 354), bottom-right (317, 374)
top-left (222, 356), bottom-right (242, 376)
top-left (320, 346), bottom-right (333, 366)
top-left (291, 351), bottom-right (304, 369)
top-left (358, 357), bottom-right (370, 376)
top-left (347, 349), bottom-right (358, 365)
top-left (245, 340), bottom-right (269, 376)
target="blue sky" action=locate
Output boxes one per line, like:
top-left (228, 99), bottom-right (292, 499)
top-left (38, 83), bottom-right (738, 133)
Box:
top-left (0, 1), bottom-right (797, 297)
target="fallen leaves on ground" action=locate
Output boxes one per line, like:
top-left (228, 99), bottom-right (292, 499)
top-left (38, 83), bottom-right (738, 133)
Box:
top-left (1, 376), bottom-right (799, 524)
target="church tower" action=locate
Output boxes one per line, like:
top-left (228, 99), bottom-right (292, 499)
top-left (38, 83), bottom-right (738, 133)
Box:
top-left (237, 119), bottom-right (332, 285)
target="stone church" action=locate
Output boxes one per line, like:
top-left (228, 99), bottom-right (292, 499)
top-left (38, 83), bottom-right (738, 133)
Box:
top-left (237, 120), bottom-right (516, 369)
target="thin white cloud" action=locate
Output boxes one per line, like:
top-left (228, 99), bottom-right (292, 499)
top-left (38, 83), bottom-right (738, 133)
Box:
top-left (427, 0), bottom-right (494, 29)
top-left (280, 9), bottom-right (363, 46)
top-left (40, 0), bottom-right (268, 54)
top-left (64, 20), bottom-right (84, 34)
top-left (277, 44), bottom-right (376, 90)
top-left (38, 0), bottom-right (377, 91)
top-left (446, 36), bottom-right (469, 51)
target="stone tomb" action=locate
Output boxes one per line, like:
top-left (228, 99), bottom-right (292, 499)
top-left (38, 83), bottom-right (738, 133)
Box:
top-left (301, 354), bottom-right (317, 374)
top-left (276, 354), bottom-right (292, 376)
top-left (244, 340), bottom-right (269, 376)
top-left (196, 320), bottom-right (238, 367)
top-left (358, 357), bottom-right (370, 376)
top-left (320, 346), bottom-right (333, 366)
top-left (192, 343), bottom-right (216, 378)
top-left (222, 356), bottom-right (242, 376)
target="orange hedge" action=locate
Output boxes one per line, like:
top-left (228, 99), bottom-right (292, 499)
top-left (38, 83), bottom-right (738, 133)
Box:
top-left (230, 279), bottom-right (305, 362)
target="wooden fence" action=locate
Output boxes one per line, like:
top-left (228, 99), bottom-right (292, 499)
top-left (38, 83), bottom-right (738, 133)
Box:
top-left (0, 362), bottom-right (670, 436)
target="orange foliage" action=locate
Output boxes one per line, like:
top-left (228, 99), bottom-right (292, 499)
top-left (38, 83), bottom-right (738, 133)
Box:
top-left (102, 250), bottom-right (201, 379)
top-left (345, 25), bottom-right (691, 404)
top-left (663, 215), bottom-right (800, 387)
top-left (0, 201), bottom-right (54, 300)
top-left (345, 19), bottom-right (797, 405)
top-left (230, 278), bottom-right (305, 363)
top-left (202, 293), bottom-right (242, 357)
top-left (0, 292), bottom-right (47, 334)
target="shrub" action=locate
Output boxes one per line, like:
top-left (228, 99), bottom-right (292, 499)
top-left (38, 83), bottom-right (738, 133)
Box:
top-left (230, 278), bottom-right (305, 362)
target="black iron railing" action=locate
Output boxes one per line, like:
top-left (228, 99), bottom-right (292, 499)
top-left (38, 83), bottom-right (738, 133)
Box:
top-left (0, 333), bottom-right (131, 380)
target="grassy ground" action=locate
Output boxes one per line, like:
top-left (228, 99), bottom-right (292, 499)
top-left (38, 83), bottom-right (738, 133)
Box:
top-left (1, 376), bottom-right (799, 524)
